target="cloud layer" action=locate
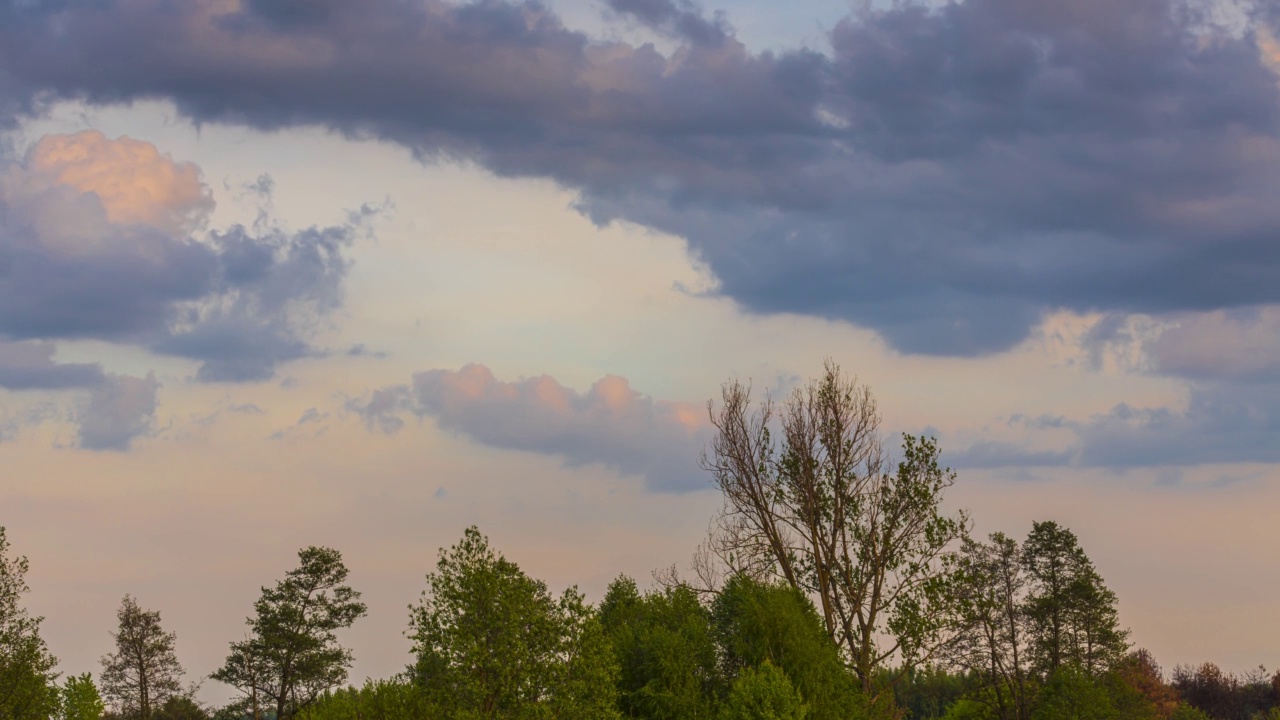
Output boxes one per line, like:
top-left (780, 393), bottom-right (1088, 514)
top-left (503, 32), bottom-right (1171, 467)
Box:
top-left (0, 130), bottom-right (362, 383)
top-left (3, 0), bottom-right (1280, 355)
top-left (352, 364), bottom-right (710, 491)
top-left (0, 130), bottom-right (367, 448)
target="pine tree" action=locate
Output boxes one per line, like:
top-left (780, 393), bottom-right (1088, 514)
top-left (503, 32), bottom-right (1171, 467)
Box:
top-left (100, 595), bottom-right (186, 720)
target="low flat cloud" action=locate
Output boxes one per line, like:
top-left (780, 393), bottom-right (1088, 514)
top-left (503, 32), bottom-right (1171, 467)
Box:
top-left (3, 0), bottom-right (1280, 355)
top-left (352, 364), bottom-right (711, 491)
top-left (0, 340), bottom-right (104, 390)
top-left (951, 380), bottom-right (1280, 473)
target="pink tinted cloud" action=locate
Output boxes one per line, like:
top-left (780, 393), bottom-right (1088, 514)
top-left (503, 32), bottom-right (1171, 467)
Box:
top-left (352, 363), bottom-right (711, 491)
top-left (23, 130), bottom-right (214, 234)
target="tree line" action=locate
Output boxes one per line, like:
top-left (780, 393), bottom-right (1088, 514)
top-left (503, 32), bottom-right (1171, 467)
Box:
top-left (1, 362), bottom-right (1276, 720)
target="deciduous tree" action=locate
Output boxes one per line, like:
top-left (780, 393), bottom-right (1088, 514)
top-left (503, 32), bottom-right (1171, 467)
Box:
top-left (719, 662), bottom-right (808, 720)
top-left (702, 361), bottom-right (970, 705)
top-left (409, 526), bottom-right (620, 719)
top-left (0, 527), bottom-right (60, 720)
top-left (599, 576), bottom-right (722, 720)
top-left (62, 674), bottom-right (106, 720)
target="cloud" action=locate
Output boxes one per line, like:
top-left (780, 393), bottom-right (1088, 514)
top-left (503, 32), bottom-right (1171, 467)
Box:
top-left (3, 0), bottom-right (1280, 355)
top-left (351, 364), bottom-right (710, 491)
top-left (0, 131), bottom-right (363, 381)
top-left (950, 379), bottom-right (1280, 472)
top-left (603, 0), bottom-right (730, 47)
top-left (24, 130), bottom-right (214, 233)
top-left (0, 340), bottom-right (104, 390)
top-left (268, 406), bottom-right (331, 441)
top-left (1142, 307), bottom-right (1280, 381)
top-left (0, 339), bottom-right (158, 451)
top-left (76, 372), bottom-right (160, 451)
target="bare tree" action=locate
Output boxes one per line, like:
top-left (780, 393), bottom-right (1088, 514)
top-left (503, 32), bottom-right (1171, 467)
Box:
top-left (701, 360), bottom-right (971, 707)
top-left (100, 595), bottom-right (185, 720)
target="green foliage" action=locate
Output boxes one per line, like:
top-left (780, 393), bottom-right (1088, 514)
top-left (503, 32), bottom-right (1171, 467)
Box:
top-left (297, 679), bottom-right (433, 720)
top-left (408, 526), bottom-right (620, 720)
top-left (100, 595), bottom-right (186, 719)
top-left (943, 698), bottom-right (998, 720)
top-left (892, 666), bottom-right (973, 720)
top-left (0, 527), bottom-right (60, 720)
top-left (1168, 703), bottom-right (1211, 720)
top-left (1031, 665), bottom-right (1116, 720)
top-left (151, 696), bottom-right (208, 720)
top-left (719, 662), bottom-right (808, 720)
top-left (212, 546), bottom-right (367, 720)
top-left (600, 576), bottom-right (722, 719)
top-left (711, 575), bottom-right (861, 720)
top-left (62, 674), bottom-right (106, 720)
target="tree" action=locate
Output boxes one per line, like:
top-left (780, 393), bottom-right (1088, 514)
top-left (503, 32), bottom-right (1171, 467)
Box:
top-left (212, 546), bottom-right (367, 720)
top-left (600, 576), bottom-right (722, 720)
top-left (62, 674), bottom-right (106, 720)
top-left (296, 679), bottom-right (434, 720)
top-left (151, 697), bottom-right (208, 720)
top-left (1031, 665), bottom-right (1116, 720)
top-left (1114, 650), bottom-right (1178, 720)
top-left (1167, 705), bottom-right (1210, 720)
top-left (702, 361), bottom-right (970, 705)
top-left (408, 526), bottom-right (620, 719)
top-left (100, 595), bottom-right (186, 719)
top-left (1022, 522), bottom-right (1127, 676)
top-left (951, 533), bottom-right (1032, 720)
top-left (0, 526), bottom-right (61, 720)
top-left (710, 575), bottom-right (860, 720)
top-left (719, 662), bottom-right (808, 720)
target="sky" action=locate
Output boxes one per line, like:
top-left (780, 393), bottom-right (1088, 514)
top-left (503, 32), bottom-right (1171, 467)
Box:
top-left (1, 0), bottom-right (1280, 705)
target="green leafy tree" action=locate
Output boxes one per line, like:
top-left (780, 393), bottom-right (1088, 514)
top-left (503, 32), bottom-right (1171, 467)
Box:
top-left (711, 575), bottom-right (860, 720)
top-left (298, 679), bottom-right (434, 720)
top-left (408, 526), bottom-right (620, 719)
top-left (891, 666), bottom-right (973, 720)
top-left (1168, 705), bottom-right (1210, 720)
top-left (212, 546), bottom-right (367, 720)
top-left (600, 576), bottom-right (722, 719)
top-left (0, 527), bottom-right (60, 720)
top-left (719, 662), bottom-right (808, 720)
top-left (151, 696), bottom-right (208, 720)
top-left (100, 595), bottom-right (186, 719)
top-left (1031, 665), bottom-right (1116, 720)
top-left (1022, 523), bottom-right (1127, 676)
top-left (702, 362), bottom-right (971, 706)
top-left (549, 588), bottom-right (622, 720)
top-left (62, 674), bottom-right (106, 720)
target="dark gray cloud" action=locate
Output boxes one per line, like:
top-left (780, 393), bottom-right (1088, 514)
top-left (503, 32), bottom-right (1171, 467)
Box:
top-left (350, 363), bottom-right (710, 491)
top-left (76, 372), bottom-right (160, 451)
top-left (4, 0), bottom-right (1278, 355)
